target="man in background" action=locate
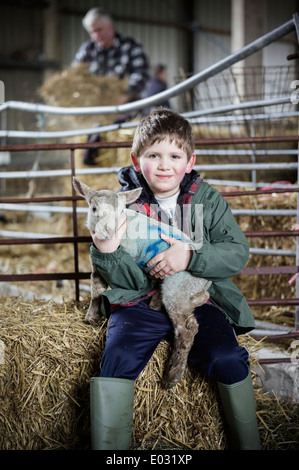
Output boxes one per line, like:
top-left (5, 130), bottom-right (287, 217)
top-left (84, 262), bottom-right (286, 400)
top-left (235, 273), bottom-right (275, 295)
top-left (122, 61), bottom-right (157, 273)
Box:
top-left (73, 7), bottom-right (150, 105)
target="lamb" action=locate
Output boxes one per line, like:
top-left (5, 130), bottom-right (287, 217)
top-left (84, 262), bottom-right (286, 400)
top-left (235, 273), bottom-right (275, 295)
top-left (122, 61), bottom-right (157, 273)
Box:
top-left (73, 177), bottom-right (211, 388)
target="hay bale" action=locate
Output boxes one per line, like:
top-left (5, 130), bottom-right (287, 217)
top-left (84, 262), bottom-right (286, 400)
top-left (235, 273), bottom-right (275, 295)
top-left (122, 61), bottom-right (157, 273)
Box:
top-left (38, 63), bottom-right (128, 128)
top-left (0, 297), bottom-right (227, 450)
top-left (227, 188), bottom-right (297, 325)
top-left (0, 298), bottom-right (102, 450)
top-left (1, 297), bottom-right (298, 450)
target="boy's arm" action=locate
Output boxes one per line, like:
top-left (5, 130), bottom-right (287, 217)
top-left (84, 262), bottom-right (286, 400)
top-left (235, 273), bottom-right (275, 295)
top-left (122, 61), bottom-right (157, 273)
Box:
top-left (90, 244), bottom-right (154, 293)
top-left (188, 191), bottom-right (249, 279)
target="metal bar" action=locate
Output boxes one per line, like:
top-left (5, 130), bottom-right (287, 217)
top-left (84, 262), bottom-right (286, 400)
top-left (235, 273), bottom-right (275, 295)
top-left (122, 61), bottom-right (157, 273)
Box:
top-left (0, 238), bottom-right (294, 258)
top-left (258, 358), bottom-right (292, 364)
top-left (190, 111), bottom-right (299, 124)
top-left (296, 112), bottom-right (299, 331)
top-left (0, 162), bottom-right (297, 180)
top-left (244, 231), bottom-right (299, 237)
top-left (293, 12), bottom-right (299, 40)
top-left (232, 210), bottom-right (296, 216)
top-left (0, 196), bottom-right (79, 203)
top-left (0, 273), bottom-right (90, 282)
top-left (70, 149), bottom-right (80, 301)
top-left (249, 249), bottom-right (295, 257)
top-left (0, 237), bottom-right (294, 257)
top-left (0, 236), bottom-right (90, 245)
top-left (0, 203), bottom-right (87, 213)
top-left (0, 97), bottom-right (293, 140)
top-left (254, 332), bottom-right (299, 341)
top-left (0, 231), bottom-right (297, 243)
top-left (220, 187), bottom-right (299, 197)
top-left (185, 96), bottom-right (291, 119)
top-left (239, 266), bottom-right (299, 275)
top-left (1, 186), bottom-right (298, 203)
top-left (1, 134), bottom-right (299, 152)
top-left (248, 299), bottom-right (299, 306)
top-left (195, 150), bottom-right (299, 156)
top-left (0, 99), bottom-right (298, 140)
top-left (193, 163), bottom-right (298, 171)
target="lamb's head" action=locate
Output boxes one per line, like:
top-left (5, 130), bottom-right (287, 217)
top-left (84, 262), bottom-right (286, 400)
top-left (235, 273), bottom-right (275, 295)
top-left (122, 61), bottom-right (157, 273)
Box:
top-left (73, 177), bottom-right (142, 239)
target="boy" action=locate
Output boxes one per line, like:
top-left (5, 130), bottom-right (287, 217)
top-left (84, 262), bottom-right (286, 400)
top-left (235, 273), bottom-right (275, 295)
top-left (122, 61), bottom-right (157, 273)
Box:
top-left (89, 108), bottom-right (260, 450)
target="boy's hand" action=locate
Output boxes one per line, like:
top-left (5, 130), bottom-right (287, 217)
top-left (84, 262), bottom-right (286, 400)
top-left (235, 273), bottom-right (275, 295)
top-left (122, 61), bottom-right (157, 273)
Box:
top-left (90, 215), bottom-right (128, 253)
top-left (147, 233), bottom-right (193, 279)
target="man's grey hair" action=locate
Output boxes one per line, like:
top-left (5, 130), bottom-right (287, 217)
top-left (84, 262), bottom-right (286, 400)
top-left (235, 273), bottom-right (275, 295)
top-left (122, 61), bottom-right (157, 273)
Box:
top-left (82, 7), bottom-right (113, 30)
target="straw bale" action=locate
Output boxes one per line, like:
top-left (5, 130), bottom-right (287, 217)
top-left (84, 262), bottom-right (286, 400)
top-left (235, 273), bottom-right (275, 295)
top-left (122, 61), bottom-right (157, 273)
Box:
top-left (70, 126), bottom-right (134, 191)
top-left (0, 298), bottom-right (298, 450)
top-left (38, 63), bottom-right (129, 128)
top-left (225, 188), bottom-right (297, 326)
top-left (0, 297), bottom-right (225, 450)
top-left (0, 297), bottom-right (261, 450)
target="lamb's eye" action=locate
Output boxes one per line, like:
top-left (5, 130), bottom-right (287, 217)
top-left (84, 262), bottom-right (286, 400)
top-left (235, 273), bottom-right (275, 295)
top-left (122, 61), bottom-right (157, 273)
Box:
top-left (92, 206), bottom-right (97, 213)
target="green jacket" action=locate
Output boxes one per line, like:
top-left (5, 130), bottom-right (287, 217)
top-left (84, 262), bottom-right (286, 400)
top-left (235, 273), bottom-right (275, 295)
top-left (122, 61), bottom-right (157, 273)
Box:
top-left (90, 174), bottom-right (255, 334)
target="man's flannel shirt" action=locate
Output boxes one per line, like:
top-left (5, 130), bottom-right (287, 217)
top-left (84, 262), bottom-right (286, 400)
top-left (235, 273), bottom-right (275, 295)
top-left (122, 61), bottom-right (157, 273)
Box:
top-left (73, 32), bottom-right (150, 97)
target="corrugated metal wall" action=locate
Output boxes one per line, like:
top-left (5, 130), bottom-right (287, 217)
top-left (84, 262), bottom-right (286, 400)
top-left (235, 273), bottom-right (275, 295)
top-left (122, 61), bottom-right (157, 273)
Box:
top-left (0, 3), bottom-right (46, 134)
top-left (192, 0), bottom-right (298, 108)
top-left (193, 0), bottom-right (231, 72)
top-left (263, 0), bottom-right (298, 66)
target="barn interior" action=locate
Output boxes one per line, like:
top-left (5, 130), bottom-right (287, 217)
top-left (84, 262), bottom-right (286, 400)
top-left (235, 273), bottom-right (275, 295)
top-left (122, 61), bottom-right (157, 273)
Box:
top-left (0, 0), bottom-right (299, 452)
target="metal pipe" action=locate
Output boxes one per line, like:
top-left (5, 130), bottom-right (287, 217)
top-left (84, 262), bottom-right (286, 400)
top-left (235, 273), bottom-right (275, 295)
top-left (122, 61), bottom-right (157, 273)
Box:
top-left (0, 235), bottom-right (90, 245)
top-left (194, 163), bottom-right (298, 171)
top-left (0, 104), bottom-right (297, 140)
top-left (0, 203), bottom-right (87, 213)
top-left (239, 266), bottom-right (299, 275)
top-left (184, 96), bottom-right (291, 119)
top-left (195, 150), bottom-right (299, 156)
top-left (0, 162), bottom-right (296, 180)
top-left (1, 134), bottom-right (299, 152)
top-left (189, 111), bottom-right (299, 123)
top-left (252, 332), bottom-right (299, 340)
top-left (0, 204), bottom-right (295, 218)
top-left (258, 358), bottom-right (292, 364)
top-left (249, 248), bottom-right (296, 256)
top-left (232, 209), bottom-right (296, 216)
top-left (248, 299), bottom-right (299, 306)
top-left (0, 97), bottom-right (295, 140)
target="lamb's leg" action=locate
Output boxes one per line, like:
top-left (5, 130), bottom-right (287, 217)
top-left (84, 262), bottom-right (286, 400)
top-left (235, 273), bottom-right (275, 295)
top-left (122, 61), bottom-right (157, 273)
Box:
top-left (85, 261), bottom-right (108, 324)
top-left (163, 291), bottom-right (210, 388)
top-left (149, 289), bottom-right (163, 311)
top-left (163, 311), bottom-right (198, 388)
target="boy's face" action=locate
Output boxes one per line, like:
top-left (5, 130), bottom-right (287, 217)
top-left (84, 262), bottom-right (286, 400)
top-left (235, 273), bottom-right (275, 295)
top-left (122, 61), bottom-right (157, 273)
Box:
top-left (131, 138), bottom-right (196, 198)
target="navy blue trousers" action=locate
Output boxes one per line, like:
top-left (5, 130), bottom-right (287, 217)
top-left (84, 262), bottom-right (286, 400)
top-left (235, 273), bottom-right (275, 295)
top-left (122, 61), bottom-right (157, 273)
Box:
top-left (100, 300), bottom-right (249, 385)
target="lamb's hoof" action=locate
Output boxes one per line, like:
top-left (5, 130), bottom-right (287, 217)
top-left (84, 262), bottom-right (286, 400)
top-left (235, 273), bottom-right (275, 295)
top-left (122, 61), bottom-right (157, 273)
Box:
top-left (84, 311), bottom-right (101, 324)
top-left (190, 290), bottom-right (210, 307)
top-left (149, 291), bottom-right (162, 311)
top-left (163, 377), bottom-right (180, 389)
top-left (163, 368), bottom-right (184, 389)
top-left (185, 315), bottom-right (199, 333)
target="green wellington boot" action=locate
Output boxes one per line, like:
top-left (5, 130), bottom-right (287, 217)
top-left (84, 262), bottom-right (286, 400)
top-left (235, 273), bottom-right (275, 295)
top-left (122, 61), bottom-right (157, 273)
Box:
top-left (217, 371), bottom-right (261, 450)
top-left (90, 377), bottom-right (135, 450)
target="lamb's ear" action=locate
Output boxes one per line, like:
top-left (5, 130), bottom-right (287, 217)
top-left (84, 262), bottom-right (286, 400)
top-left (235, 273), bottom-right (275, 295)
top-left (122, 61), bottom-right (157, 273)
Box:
top-left (120, 187), bottom-right (142, 205)
top-left (73, 177), bottom-right (95, 201)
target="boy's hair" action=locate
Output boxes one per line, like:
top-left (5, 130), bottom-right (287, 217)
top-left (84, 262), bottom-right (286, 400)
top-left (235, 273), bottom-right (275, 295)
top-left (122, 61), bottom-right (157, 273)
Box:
top-left (132, 108), bottom-right (194, 159)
